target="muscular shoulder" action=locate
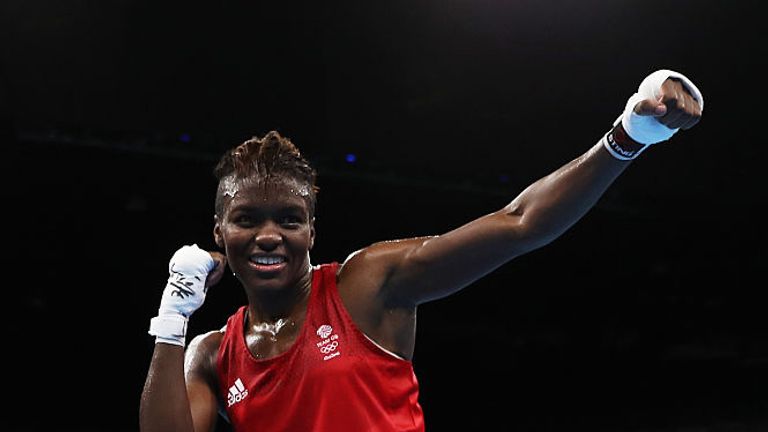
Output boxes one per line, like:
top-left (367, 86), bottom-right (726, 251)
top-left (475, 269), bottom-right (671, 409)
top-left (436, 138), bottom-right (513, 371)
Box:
top-left (337, 237), bottom-right (434, 303)
top-left (338, 238), bottom-right (418, 283)
top-left (185, 330), bottom-right (224, 385)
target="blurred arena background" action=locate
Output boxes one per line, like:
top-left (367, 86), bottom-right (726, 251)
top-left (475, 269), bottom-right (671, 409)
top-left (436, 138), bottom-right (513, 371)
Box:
top-left (2, 1), bottom-right (765, 430)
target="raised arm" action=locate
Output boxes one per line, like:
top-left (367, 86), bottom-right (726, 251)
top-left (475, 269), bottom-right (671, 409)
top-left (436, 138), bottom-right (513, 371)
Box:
top-left (343, 69), bottom-right (703, 306)
top-left (140, 245), bottom-right (227, 432)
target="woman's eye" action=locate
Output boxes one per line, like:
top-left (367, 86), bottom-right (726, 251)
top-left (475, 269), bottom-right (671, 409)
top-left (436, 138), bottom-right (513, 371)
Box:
top-left (280, 216), bottom-right (302, 226)
top-left (233, 215), bottom-right (254, 225)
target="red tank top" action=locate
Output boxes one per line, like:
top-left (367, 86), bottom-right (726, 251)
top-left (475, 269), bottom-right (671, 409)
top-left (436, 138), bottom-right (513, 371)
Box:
top-left (216, 262), bottom-right (425, 431)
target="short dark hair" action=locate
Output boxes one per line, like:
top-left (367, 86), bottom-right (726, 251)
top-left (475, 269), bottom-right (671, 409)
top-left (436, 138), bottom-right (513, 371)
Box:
top-left (213, 130), bottom-right (318, 217)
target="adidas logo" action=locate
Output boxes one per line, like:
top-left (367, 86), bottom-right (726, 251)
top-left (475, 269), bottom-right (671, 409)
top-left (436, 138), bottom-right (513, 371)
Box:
top-left (227, 378), bottom-right (249, 407)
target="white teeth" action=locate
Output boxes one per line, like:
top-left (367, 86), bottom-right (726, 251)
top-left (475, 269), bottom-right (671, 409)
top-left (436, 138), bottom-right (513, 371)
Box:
top-left (252, 256), bottom-right (285, 265)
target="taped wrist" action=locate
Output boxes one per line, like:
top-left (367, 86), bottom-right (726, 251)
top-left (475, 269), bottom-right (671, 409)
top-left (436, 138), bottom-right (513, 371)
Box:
top-left (147, 244), bottom-right (214, 347)
top-left (602, 121), bottom-right (648, 161)
top-left (149, 314), bottom-right (188, 346)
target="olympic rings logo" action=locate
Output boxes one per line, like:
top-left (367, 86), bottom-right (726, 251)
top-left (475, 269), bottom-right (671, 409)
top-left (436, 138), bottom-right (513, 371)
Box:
top-left (319, 341), bottom-right (338, 354)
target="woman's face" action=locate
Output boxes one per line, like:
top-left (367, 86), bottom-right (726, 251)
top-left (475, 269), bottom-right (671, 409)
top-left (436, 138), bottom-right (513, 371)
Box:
top-left (214, 176), bottom-right (315, 293)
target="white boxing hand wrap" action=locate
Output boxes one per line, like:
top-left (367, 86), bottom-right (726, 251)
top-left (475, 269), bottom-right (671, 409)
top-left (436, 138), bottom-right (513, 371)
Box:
top-left (148, 244), bottom-right (216, 346)
top-left (149, 315), bottom-right (188, 346)
top-left (604, 69), bottom-right (704, 160)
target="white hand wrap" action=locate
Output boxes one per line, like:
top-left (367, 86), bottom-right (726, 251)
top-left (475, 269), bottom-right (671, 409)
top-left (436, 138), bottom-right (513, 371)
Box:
top-left (604, 69), bottom-right (704, 160)
top-left (148, 244), bottom-right (215, 346)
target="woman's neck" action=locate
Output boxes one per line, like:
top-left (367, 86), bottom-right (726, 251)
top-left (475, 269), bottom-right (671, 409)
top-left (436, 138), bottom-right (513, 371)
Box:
top-left (245, 262), bottom-right (313, 324)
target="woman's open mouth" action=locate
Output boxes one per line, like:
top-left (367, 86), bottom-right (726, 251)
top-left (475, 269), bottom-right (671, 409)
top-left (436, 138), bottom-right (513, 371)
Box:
top-left (249, 254), bottom-right (287, 273)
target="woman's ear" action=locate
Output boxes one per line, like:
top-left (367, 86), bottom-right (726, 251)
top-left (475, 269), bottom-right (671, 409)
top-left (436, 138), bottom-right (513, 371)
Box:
top-left (309, 217), bottom-right (316, 250)
top-left (213, 215), bottom-right (224, 248)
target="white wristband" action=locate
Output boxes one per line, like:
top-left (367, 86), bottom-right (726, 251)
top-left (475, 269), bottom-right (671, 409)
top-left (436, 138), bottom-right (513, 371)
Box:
top-left (601, 122), bottom-right (649, 161)
top-left (149, 314), bottom-right (188, 346)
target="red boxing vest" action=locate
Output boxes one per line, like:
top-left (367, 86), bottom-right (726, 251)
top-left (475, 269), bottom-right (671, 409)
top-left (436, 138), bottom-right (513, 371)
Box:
top-left (217, 262), bottom-right (425, 431)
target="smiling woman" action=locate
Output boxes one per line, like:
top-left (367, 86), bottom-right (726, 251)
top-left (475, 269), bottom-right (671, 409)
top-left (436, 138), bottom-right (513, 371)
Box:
top-left (140, 69), bottom-right (703, 431)
top-left (141, 131), bottom-right (427, 431)
top-left (216, 177), bottom-right (315, 290)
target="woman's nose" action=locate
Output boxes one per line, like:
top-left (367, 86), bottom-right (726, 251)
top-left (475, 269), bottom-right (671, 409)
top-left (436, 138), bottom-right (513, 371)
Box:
top-left (254, 223), bottom-right (282, 250)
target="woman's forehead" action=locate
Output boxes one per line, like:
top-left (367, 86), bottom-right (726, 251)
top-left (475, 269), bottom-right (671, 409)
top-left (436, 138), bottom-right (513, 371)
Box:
top-left (222, 176), bottom-right (311, 208)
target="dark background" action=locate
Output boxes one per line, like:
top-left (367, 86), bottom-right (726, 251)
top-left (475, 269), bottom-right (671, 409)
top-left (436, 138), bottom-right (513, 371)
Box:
top-left (3, 1), bottom-right (766, 431)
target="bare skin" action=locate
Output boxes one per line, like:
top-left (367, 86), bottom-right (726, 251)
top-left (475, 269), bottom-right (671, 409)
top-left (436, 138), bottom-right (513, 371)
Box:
top-left (140, 79), bottom-right (702, 432)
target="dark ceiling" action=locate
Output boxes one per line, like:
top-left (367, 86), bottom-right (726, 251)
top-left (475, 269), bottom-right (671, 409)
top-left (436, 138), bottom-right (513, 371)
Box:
top-left (3, 1), bottom-right (762, 199)
top-left (2, 1), bottom-right (766, 431)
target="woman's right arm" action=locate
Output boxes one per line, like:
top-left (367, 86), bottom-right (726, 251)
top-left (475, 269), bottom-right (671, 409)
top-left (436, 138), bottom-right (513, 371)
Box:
top-left (140, 245), bottom-right (227, 432)
top-left (140, 331), bottom-right (223, 432)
